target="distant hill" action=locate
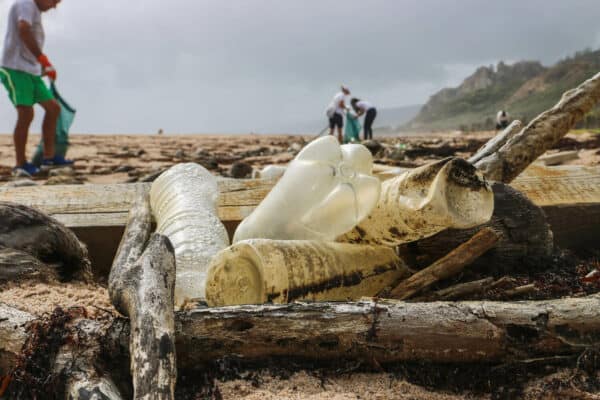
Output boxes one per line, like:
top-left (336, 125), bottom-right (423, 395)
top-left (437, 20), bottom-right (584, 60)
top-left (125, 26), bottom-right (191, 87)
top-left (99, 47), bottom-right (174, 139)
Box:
top-left (408, 48), bottom-right (600, 131)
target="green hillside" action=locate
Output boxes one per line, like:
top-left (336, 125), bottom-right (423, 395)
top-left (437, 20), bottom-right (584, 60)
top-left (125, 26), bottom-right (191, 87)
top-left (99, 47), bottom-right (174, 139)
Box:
top-left (408, 49), bottom-right (600, 131)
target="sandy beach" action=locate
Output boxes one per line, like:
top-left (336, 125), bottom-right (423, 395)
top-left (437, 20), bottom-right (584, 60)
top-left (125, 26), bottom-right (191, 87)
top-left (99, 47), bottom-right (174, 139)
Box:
top-left (1, 130), bottom-right (599, 399)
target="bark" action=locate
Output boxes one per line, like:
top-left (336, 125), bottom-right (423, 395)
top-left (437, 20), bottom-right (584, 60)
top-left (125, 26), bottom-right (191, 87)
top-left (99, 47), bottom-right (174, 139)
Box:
top-left (468, 120), bottom-right (523, 165)
top-left (399, 182), bottom-right (554, 275)
top-left (390, 228), bottom-right (500, 300)
top-left (475, 71), bottom-right (600, 183)
top-left (3, 295), bottom-right (600, 381)
top-left (109, 193), bottom-right (177, 400)
top-left (0, 247), bottom-right (59, 283)
top-left (0, 202), bottom-right (91, 282)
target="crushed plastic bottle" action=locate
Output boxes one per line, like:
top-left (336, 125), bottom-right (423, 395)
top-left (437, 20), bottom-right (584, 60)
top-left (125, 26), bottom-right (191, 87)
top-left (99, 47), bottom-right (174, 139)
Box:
top-left (233, 136), bottom-right (381, 242)
top-left (150, 163), bottom-right (230, 307)
top-left (251, 164), bottom-right (287, 180)
top-left (205, 239), bottom-right (410, 306)
top-left (339, 157), bottom-right (494, 246)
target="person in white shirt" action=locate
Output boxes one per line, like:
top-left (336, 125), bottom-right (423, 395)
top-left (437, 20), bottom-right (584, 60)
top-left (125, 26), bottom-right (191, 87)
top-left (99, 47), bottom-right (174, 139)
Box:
top-left (350, 98), bottom-right (377, 140)
top-left (325, 85), bottom-right (350, 143)
top-left (496, 110), bottom-right (510, 130)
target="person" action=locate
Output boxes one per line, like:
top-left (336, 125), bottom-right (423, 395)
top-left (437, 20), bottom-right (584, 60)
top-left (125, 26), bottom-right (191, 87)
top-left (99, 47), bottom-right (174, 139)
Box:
top-left (350, 98), bottom-right (377, 140)
top-left (325, 85), bottom-right (350, 143)
top-left (0, 0), bottom-right (73, 177)
top-left (496, 110), bottom-right (510, 130)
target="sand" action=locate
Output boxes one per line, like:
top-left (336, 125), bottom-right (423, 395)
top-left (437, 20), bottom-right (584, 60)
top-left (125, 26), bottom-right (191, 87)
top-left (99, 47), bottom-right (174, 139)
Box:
top-left (0, 130), bottom-right (598, 399)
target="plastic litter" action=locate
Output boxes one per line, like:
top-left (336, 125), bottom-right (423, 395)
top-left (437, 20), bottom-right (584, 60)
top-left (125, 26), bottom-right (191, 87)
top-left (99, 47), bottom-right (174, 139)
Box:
top-left (150, 163), bottom-right (230, 307)
top-left (233, 136), bottom-right (381, 242)
top-left (205, 239), bottom-right (410, 306)
top-left (339, 157), bottom-right (494, 246)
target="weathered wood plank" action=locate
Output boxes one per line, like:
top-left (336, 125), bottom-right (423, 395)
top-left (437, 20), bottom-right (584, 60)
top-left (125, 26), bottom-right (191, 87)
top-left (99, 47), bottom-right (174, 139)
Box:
top-left (0, 178), bottom-right (276, 226)
top-left (0, 166), bottom-right (598, 239)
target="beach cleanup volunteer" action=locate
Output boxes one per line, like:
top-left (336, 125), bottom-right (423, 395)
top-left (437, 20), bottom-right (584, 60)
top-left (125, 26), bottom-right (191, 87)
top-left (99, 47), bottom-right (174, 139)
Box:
top-left (326, 85), bottom-right (350, 143)
top-left (351, 98), bottom-right (377, 140)
top-left (0, 0), bottom-right (73, 177)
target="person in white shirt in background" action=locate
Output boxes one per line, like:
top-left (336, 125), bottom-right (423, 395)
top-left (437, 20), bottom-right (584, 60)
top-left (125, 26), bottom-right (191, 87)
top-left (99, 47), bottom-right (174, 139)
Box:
top-left (496, 110), bottom-right (510, 130)
top-left (351, 98), bottom-right (377, 140)
top-left (325, 85), bottom-right (350, 143)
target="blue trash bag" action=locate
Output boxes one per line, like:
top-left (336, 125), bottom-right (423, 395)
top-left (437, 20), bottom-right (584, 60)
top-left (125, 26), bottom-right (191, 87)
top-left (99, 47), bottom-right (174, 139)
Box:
top-left (32, 83), bottom-right (76, 166)
top-left (344, 110), bottom-right (361, 143)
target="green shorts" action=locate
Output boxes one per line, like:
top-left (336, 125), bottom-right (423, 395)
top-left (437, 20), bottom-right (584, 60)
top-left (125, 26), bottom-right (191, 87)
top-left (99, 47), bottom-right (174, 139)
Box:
top-left (0, 67), bottom-right (54, 107)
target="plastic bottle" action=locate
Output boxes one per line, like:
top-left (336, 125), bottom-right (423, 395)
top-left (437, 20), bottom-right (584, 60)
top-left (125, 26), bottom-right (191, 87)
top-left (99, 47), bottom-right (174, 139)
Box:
top-left (251, 165), bottom-right (287, 180)
top-left (205, 239), bottom-right (410, 306)
top-left (150, 163), bottom-right (230, 307)
top-left (233, 136), bottom-right (381, 242)
top-left (339, 157), bottom-right (494, 246)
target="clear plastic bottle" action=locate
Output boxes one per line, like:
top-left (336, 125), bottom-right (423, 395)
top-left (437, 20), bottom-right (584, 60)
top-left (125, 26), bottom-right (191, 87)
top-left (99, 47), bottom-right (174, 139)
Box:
top-left (150, 163), bottom-right (230, 307)
top-left (205, 239), bottom-right (410, 306)
top-left (233, 136), bottom-right (381, 242)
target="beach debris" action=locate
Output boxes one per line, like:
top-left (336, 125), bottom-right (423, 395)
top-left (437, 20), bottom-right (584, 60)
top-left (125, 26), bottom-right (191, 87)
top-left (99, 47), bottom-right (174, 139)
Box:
top-left (361, 140), bottom-right (384, 156)
top-left (538, 150), bottom-right (579, 166)
top-left (475, 71), bottom-right (600, 182)
top-left (251, 164), bottom-right (287, 179)
top-left (390, 228), bottom-right (500, 300)
top-left (44, 175), bottom-right (85, 185)
top-left (468, 120), bottom-right (522, 164)
top-left (113, 164), bottom-right (134, 173)
top-left (109, 192), bottom-right (176, 399)
top-left (339, 157), bottom-right (494, 246)
top-left (399, 182), bottom-right (554, 273)
top-left (48, 166), bottom-right (76, 177)
top-left (229, 161), bottom-right (253, 179)
top-left (3, 179), bottom-right (37, 188)
top-left (0, 202), bottom-right (91, 282)
top-left (150, 163), bottom-right (229, 306)
top-left (205, 239), bottom-right (410, 306)
top-left (233, 136), bottom-right (381, 242)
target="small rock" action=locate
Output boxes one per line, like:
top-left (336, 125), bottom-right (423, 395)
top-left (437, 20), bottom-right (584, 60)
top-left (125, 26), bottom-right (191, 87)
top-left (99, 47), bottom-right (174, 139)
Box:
top-left (174, 149), bottom-right (185, 159)
top-left (49, 167), bottom-right (76, 177)
top-left (230, 162), bottom-right (253, 179)
top-left (113, 165), bottom-right (135, 173)
top-left (45, 175), bottom-right (85, 185)
top-left (138, 169), bottom-right (166, 183)
top-left (362, 140), bottom-right (383, 156)
top-left (287, 143), bottom-right (303, 153)
top-left (135, 149), bottom-right (146, 157)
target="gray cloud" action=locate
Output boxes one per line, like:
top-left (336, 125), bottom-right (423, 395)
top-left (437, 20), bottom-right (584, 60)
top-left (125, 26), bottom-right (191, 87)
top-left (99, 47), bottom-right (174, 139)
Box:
top-left (0, 0), bottom-right (599, 134)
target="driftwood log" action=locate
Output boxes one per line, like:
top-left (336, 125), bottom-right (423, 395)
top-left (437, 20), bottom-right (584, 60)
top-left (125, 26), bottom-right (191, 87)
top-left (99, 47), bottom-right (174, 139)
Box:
top-left (0, 202), bottom-right (91, 282)
top-left (399, 182), bottom-right (554, 274)
top-left (3, 296), bottom-right (600, 375)
top-left (108, 193), bottom-right (177, 399)
top-left (468, 120), bottom-right (522, 165)
top-left (390, 228), bottom-right (500, 300)
top-left (475, 71), bottom-right (600, 183)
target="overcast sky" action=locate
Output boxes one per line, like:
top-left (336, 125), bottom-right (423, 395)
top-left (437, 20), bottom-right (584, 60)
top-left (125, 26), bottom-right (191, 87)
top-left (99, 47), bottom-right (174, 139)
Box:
top-left (1, 0), bottom-right (600, 134)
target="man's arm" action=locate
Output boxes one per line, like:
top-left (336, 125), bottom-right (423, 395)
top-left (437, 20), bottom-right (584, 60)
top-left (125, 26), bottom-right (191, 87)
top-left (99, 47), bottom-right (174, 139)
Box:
top-left (18, 20), bottom-right (56, 80)
top-left (17, 20), bottom-right (42, 58)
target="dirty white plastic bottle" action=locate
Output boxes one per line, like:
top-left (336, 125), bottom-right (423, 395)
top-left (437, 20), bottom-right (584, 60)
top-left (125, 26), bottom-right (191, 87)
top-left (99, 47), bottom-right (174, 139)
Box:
top-left (150, 163), bottom-right (230, 307)
top-left (339, 157), bottom-right (494, 246)
top-left (205, 239), bottom-right (410, 306)
top-left (233, 136), bottom-right (381, 242)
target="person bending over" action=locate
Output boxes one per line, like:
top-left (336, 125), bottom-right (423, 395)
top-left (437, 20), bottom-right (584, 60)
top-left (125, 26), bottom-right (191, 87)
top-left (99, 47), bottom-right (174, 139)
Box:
top-left (351, 98), bottom-right (377, 140)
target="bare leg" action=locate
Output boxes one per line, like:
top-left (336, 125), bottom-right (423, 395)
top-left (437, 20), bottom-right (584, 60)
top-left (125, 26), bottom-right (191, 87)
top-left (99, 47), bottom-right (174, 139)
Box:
top-left (337, 126), bottom-right (343, 143)
top-left (39, 99), bottom-right (60, 159)
top-left (14, 106), bottom-right (34, 167)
